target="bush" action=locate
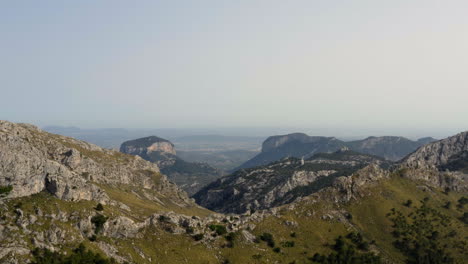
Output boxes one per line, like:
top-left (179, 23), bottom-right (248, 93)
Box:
top-left (290, 232), bottom-right (296, 238)
top-left (443, 201), bottom-right (452, 209)
top-left (192, 233), bottom-right (204, 241)
top-left (404, 199), bottom-right (413, 207)
top-left (273, 247), bottom-right (281, 253)
top-left (0, 185), bottom-right (13, 197)
top-left (225, 232), bottom-right (236, 248)
top-left (461, 212), bottom-right (468, 224)
top-left (259, 232), bottom-right (275, 248)
top-left (159, 215), bottom-right (169, 222)
top-left (208, 224), bottom-right (227, 236)
top-left (310, 235), bottom-right (381, 264)
top-left (32, 243), bottom-right (117, 264)
top-left (457, 197), bottom-right (468, 209)
top-left (95, 203), bottom-right (104, 211)
top-left (91, 214), bottom-right (108, 234)
top-left (281, 241), bottom-right (295, 247)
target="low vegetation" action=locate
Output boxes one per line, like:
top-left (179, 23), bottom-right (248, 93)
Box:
top-left (310, 234), bottom-right (381, 263)
top-left (388, 198), bottom-right (463, 264)
top-left (31, 243), bottom-right (120, 264)
top-left (0, 185), bottom-right (13, 197)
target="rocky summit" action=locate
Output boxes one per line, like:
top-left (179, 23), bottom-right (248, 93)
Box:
top-left (120, 136), bottom-right (223, 195)
top-left (0, 120), bottom-right (467, 264)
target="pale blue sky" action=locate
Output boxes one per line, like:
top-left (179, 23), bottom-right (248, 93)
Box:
top-left (1, 1), bottom-right (468, 137)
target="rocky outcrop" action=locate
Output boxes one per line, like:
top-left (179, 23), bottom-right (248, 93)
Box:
top-left (194, 150), bottom-right (391, 213)
top-left (399, 131), bottom-right (468, 191)
top-left (120, 136), bottom-right (223, 195)
top-left (402, 131), bottom-right (468, 169)
top-left (0, 120), bottom-right (192, 205)
top-left (331, 164), bottom-right (390, 202)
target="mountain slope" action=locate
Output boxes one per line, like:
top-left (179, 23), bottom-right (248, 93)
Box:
top-left (1, 121), bottom-right (466, 263)
top-left (120, 136), bottom-right (223, 195)
top-left (236, 133), bottom-right (436, 170)
top-left (194, 149), bottom-right (392, 214)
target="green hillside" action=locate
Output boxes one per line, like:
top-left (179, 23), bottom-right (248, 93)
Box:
top-left (2, 175), bottom-right (466, 263)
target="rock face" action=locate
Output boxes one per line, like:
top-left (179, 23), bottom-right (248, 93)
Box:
top-left (403, 131), bottom-right (468, 169)
top-left (120, 136), bottom-right (223, 195)
top-left (399, 131), bottom-right (468, 191)
top-left (235, 133), bottom-right (435, 170)
top-left (194, 150), bottom-right (391, 214)
top-left (120, 136), bottom-right (176, 156)
top-left (0, 120), bottom-right (191, 205)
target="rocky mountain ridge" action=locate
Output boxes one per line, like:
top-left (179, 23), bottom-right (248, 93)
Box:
top-left (194, 149), bottom-right (392, 213)
top-left (195, 131), bottom-right (467, 214)
top-left (235, 133), bottom-right (436, 170)
top-left (0, 120), bottom-right (193, 206)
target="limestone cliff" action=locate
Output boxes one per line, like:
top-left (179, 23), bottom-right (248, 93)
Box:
top-left (0, 120), bottom-right (191, 205)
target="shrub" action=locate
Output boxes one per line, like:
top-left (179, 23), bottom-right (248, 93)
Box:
top-left (159, 215), bottom-right (169, 222)
top-left (95, 203), bottom-right (104, 211)
top-left (273, 247), bottom-right (281, 253)
top-left (31, 243), bottom-right (117, 264)
top-left (290, 232), bottom-right (296, 238)
top-left (443, 201), bottom-right (452, 209)
top-left (208, 224), bottom-right (227, 236)
top-left (225, 232), bottom-right (236, 248)
top-left (91, 214), bottom-right (108, 234)
top-left (193, 233), bottom-right (204, 241)
top-left (311, 235), bottom-right (381, 264)
top-left (0, 185), bottom-right (13, 197)
top-left (252, 254), bottom-right (262, 260)
top-left (281, 241), bottom-right (295, 247)
top-left (186, 227), bottom-right (194, 234)
top-left (457, 197), bottom-right (468, 209)
top-left (259, 232), bottom-right (275, 248)
top-left (404, 199), bottom-right (413, 207)
top-left (461, 212), bottom-right (468, 224)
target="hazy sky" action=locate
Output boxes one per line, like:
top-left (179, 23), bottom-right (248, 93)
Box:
top-left (1, 1), bottom-right (467, 137)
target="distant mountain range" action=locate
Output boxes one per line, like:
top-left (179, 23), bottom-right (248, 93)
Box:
top-left (194, 132), bottom-right (467, 214)
top-left (235, 133), bottom-right (436, 170)
top-left (120, 136), bottom-right (223, 195)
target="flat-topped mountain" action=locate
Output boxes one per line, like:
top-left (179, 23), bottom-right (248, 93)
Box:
top-left (235, 134), bottom-right (345, 170)
top-left (120, 136), bottom-right (223, 195)
top-left (235, 133), bottom-right (436, 170)
top-left (347, 136), bottom-right (436, 161)
top-left (194, 149), bottom-right (392, 214)
top-left (120, 136), bottom-right (176, 156)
